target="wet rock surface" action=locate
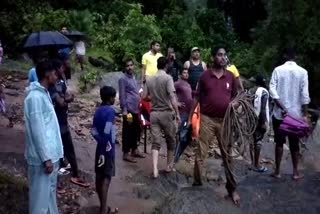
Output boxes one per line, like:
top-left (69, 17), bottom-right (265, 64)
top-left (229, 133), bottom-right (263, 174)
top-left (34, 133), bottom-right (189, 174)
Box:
top-left (2, 70), bottom-right (320, 214)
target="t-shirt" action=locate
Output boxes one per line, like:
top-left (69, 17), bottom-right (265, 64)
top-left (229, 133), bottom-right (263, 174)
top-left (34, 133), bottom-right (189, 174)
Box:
top-left (59, 47), bottom-right (71, 59)
top-left (28, 67), bottom-right (38, 83)
top-left (142, 51), bottom-right (163, 76)
top-left (75, 41), bottom-right (86, 55)
top-left (91, 105), bottom-right (116, 158)
top-left (143, 70), bottom-right (175, 112)
top-left (174, 79), bottom-right (192, 114)
top-left (49, 78), bottom-right (68, 133)
top-left (227, 64), bottom-right (240, 78)
top-left (196, 69), bottom-right (238, 118)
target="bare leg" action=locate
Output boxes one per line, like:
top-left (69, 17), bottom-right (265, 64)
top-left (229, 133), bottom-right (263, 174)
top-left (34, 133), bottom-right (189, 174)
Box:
top-left (152, 150), bottom-right (159, 178)
top-left (254, 143), bottom-right (262, 169)
top-left (289, 137), bottom-right (303, 180)
top-left (272, 145), bottom-right (283, 178)
top-left (96, 175), bottom-right (111, 214)
top-left (166, 150), bottom-right (175, 172)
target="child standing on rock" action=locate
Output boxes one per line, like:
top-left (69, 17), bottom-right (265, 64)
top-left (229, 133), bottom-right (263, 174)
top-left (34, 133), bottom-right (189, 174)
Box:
top-left (91, 86), bottom-right (118, 214)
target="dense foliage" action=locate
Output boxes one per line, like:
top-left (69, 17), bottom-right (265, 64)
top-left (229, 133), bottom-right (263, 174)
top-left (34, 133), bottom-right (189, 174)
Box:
top-left (1, 0), bottom-right (320, 97)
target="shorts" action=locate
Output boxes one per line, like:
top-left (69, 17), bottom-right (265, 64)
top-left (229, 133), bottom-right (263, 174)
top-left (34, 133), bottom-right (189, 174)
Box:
top-left (95, 152), bottom-right (115, 180)
top-left (76, 55), bottom-right (85, 63)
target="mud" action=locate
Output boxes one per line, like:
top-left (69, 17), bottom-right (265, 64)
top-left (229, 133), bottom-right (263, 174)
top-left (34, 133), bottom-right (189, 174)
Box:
top-left (1, 66), bottom-right (320, 214)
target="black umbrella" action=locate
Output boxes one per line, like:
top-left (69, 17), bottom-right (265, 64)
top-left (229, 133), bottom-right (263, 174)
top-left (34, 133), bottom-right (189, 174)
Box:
top-left (65, 31), bottom-right (86, 40)
top-left (23, 31), bottom-right (72, 50)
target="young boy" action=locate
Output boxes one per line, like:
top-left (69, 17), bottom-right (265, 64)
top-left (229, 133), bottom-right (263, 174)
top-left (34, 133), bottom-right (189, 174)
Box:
top-left (250, 74), bottom-right (269, 173)
top-left (91, 86), bottom-right (118, 214)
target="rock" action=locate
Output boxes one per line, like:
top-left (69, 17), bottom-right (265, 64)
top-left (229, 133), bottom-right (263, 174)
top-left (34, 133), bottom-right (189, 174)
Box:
top-left (98, 71), bottom-right (126, 92)
top-left (88, 56), bottom-right (113, 70)
top-left (75, 195), bottom-right (88, 207)
top-left (6, 75), bottom-right (12, 80)
top-left (5, 90), bottom-right (19, 97)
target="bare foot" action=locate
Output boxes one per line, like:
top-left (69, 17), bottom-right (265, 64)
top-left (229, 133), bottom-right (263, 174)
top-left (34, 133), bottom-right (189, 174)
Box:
top-left (225, 192), bottom-right (240, 206)
top-left (231, 192), bottom-right (240, 206)
top-left (165, 165), bottom-right (176, 173)
top-left (270, 173), bottom-right (281, 179)
top-left (292, 174), bottom-right (304, 181)
top-left (153, 168), bottom-right (159, 179)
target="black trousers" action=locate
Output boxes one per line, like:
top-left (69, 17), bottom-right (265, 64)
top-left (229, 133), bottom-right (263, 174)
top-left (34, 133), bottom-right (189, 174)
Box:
top-left (122, 113), bottom-right (141, 154)
top-left (61, 131), bottom-right (79, 177)
top-left (272, 117), bottom-right (300, 152)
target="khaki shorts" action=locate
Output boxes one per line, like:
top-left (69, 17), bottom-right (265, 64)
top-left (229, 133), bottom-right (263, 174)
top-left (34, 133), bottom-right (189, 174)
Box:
top-left (150, 111), bottom-right (177, 151)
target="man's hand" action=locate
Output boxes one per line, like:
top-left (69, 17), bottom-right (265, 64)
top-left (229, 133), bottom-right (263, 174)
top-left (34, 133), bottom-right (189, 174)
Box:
top-left (122, 111), bottom-right (128, 120)
top-left (177, 102), bottom-right (186, 108)
top-left (98, 155), bottom-right (105, 167)
top-left (44, 160), bottom-right (53, 174)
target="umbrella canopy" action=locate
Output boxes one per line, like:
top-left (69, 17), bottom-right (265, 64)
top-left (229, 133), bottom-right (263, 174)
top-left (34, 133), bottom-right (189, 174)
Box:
top-left (23, 31), bottom-right (72, 50)
top-left (65, 31), bottom-right (86, 40)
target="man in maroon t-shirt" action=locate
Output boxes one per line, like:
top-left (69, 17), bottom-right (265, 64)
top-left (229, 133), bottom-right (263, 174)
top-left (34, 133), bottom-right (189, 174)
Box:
top-left (188, 46), bottom-right (240, 205)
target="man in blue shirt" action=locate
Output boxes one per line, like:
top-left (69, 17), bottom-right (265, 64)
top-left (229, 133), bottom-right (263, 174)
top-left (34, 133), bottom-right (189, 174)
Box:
top-left (119, 58), bottom-right (145, 163)
top-left (91, 86), bottom-right (117, 214)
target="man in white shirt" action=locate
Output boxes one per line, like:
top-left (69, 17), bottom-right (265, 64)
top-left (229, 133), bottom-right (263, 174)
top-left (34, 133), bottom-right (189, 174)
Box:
top-left (269, 48), bottom-right (310, 180)
top-left (75, 39), bottom-right (86, 71)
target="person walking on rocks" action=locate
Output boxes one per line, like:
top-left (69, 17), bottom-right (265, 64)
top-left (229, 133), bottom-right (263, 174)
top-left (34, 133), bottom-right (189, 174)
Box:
top-left (91, 86), bottom-right (118, 214)
top-left (119, 58), bottom-right (145, 163)
top-left (50, 59), bottom-right (90, 188)
top-left (24, 60), bottom-right (63, 214)
top-left (184, 47), bottom-right (207, 92)
top-left (269, 48), bottom-right (310, 180)
top-left (141, 41), bottom-right (163, 84)
top-left (188, 46), bottom-right (240, 204)
top-left (143, 57), bottom-right (180, 178)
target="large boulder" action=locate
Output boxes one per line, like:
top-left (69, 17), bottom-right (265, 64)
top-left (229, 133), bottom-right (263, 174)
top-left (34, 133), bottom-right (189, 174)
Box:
top-left (98, 71), bottom-right (124, 92)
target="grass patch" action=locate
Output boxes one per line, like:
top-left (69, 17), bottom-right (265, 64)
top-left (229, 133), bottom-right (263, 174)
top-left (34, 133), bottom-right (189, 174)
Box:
top-left (0, 170), bottom-right (28, 214)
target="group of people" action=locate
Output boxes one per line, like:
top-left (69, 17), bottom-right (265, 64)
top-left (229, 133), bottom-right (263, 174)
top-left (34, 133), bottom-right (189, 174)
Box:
top-left (22, 37), bottom-right (310, 213)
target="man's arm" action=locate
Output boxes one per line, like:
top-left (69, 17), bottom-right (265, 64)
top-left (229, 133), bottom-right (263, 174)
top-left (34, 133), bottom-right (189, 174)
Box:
top-left (118, 78), bottom-right (128, 115)
top-left (183, 61), bottom-right (190, 70)
top-left (141, 54), bottom-right (147, 83)
top-left (259, 91), bottom-right (268, 127)
top-left (49, 86), bottom-right (72, 108)
top-left (26, 97), bottom-right (51, 163)
top-left (167, 78), bottom-right (179, 118)
top-left (301, 71), bottom-right (311, 117)
top-left (142, 82), bottom-right (151, 101)
top-left (202, 61), bottom-right (207, 71)
top-left (269, 69), bottom-right (286, 112)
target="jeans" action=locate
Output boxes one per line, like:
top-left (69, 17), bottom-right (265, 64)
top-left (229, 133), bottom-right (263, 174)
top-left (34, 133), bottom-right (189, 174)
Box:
top-left (28, 161), bottom-right (59, 214)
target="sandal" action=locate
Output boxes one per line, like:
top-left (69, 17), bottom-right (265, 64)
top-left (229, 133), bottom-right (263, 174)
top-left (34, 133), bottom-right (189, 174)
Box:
top-left (58, 168), bottom-right (70, 176)
top-left (132, 151), bottom-right (146, 158)
top-left (70, 177), bottom-right (90, 188)
top-left (107, 206), bottom-right (119, 214)
top-left (253, 166), bottom-right (268, 173)
top-left (123, 156), bottom-right (137, 163)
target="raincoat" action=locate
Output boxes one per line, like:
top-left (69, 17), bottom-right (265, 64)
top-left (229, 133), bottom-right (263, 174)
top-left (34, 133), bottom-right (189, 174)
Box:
top-left (24, 81), bottom-right (63, 165)
top-left (24, 81), bottom-right (63, 214)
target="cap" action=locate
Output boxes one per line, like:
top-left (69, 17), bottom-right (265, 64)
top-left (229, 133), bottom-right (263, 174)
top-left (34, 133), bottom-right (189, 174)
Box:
top-left (191, 47), bottom-right (200, 52)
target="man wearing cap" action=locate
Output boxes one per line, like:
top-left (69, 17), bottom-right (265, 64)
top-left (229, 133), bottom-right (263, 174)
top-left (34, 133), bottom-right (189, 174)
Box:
top-left (184, 47), bottom-right (207, 92)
